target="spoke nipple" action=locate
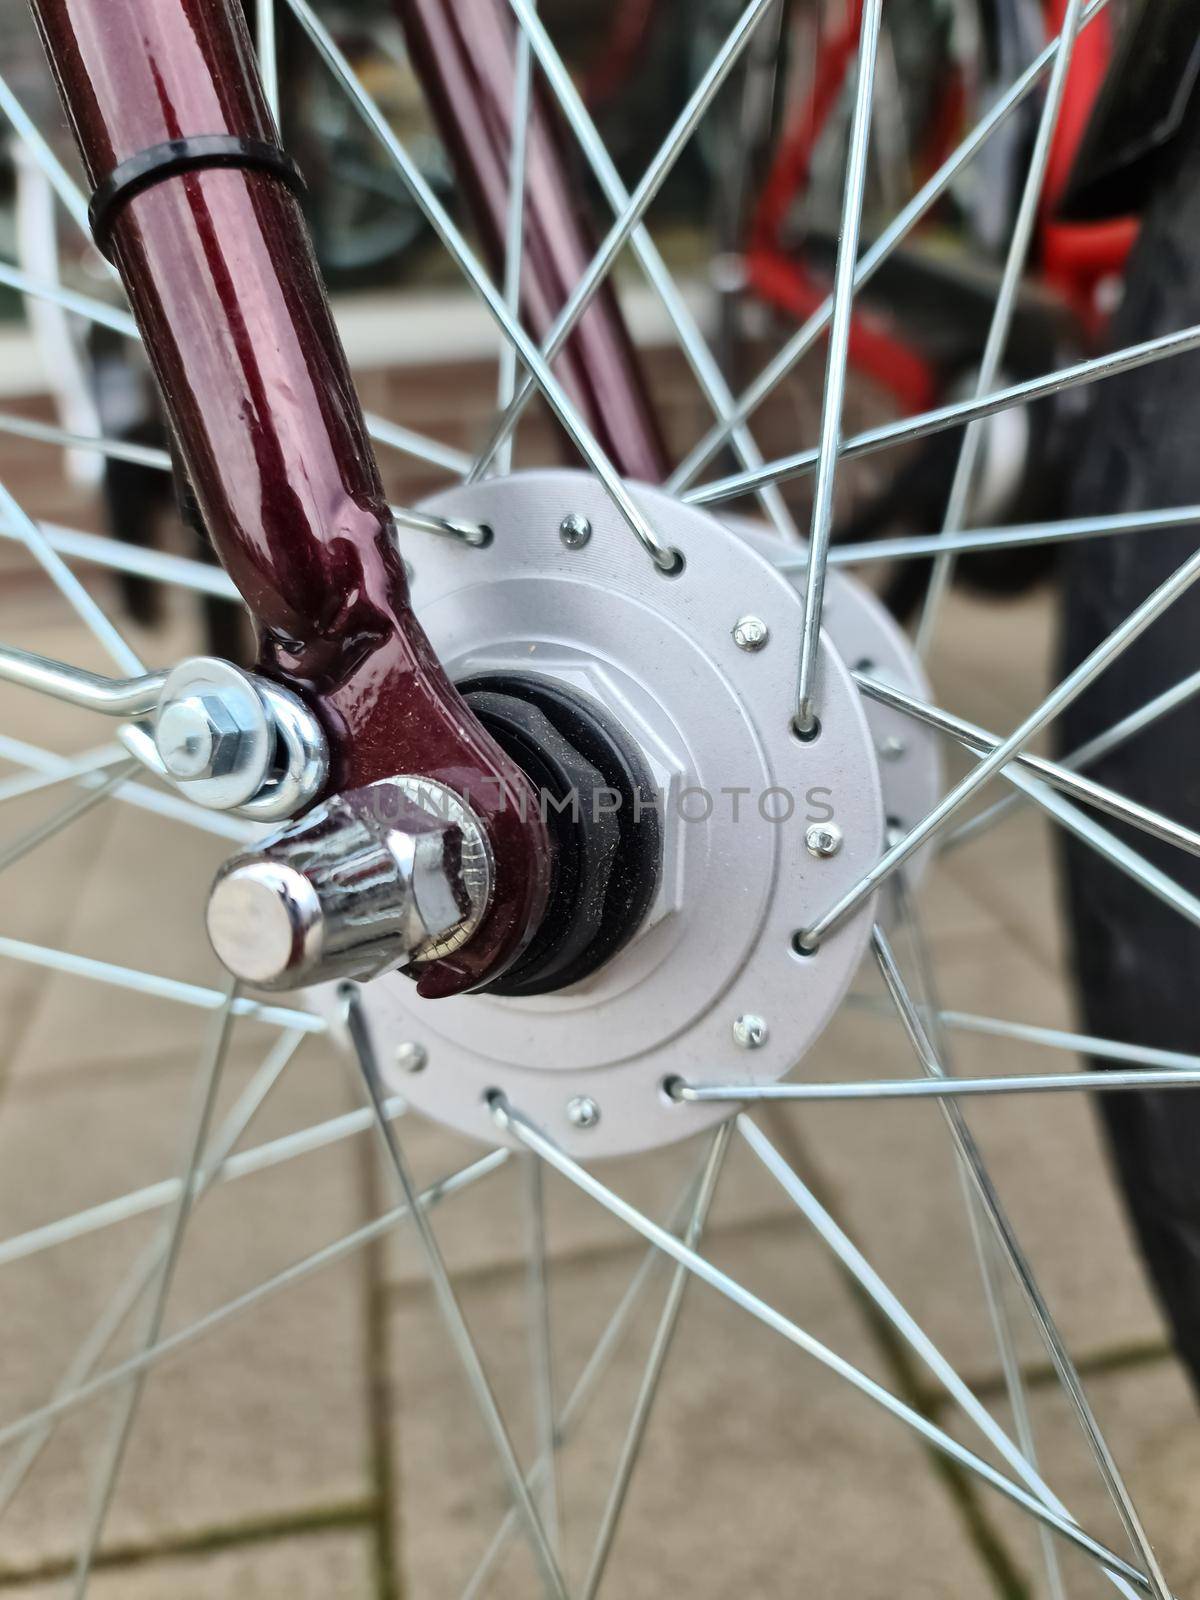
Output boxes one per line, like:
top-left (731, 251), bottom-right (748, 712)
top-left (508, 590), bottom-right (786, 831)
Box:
top-left (396, 1041), bottom-right (428, 1074)
top-left (559, 512), bottom-right (592, 549)
top-left (732, 1013), bottom-right (769, 1049)
top-left (805, 822), bottom-right (843, 859)
top-left (566, 1094), bottom-right (601, 1129)
top-left (732, 615), bottom-right (769, 652)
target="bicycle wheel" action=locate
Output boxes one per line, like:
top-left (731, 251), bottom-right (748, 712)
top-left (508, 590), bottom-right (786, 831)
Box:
top-left (0, 0), bottom-right (1196, 1595)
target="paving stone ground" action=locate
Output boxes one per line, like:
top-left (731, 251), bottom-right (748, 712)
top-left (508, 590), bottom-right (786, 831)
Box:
top-left (0, 352), bottom-right (1195, 1597)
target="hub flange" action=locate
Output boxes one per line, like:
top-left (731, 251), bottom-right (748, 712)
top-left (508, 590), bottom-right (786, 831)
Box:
top-left (317, 471), bottom-right (888, 1158)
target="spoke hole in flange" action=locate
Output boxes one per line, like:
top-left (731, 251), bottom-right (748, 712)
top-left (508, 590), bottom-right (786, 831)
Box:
top-left (790, 715), bottom-right (822, 744)
top-left (660, 1075), bottom-right (686, 1104)
top-left (656, 547), bottom-right (686, 578)
top-left (853, 657), bottom-right (875, 674)
top-left (790, 931), bottom-right (819, 959)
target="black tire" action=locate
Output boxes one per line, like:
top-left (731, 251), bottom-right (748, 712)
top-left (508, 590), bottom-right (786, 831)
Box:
top-left (1058, 130), bottom-right (1200, 1389)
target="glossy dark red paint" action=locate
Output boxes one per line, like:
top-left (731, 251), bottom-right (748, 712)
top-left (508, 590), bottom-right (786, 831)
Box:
top-left (29, 0), bottom-right (550, 996)
top-left (399, 0), bottom-right (670, 483)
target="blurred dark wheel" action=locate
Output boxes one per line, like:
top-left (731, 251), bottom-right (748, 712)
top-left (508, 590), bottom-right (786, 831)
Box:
top-left (1058, 123), bottom-right (1200, 1391)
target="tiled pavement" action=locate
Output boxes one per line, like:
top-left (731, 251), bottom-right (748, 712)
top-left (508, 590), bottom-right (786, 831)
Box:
top-left (0, 367), bottom-right (1197, 1598)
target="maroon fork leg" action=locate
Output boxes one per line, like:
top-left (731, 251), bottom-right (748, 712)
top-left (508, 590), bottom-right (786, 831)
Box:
top-left (400, 0), bottom-right (670, 482)
top-left (28, 0), bottom-right (550, 997)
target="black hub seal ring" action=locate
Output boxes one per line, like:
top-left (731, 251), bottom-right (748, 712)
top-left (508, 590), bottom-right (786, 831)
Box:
top-left (461, 674), bottom-right (661, 997)
top-left (462, 689), bottom-right (619, 996)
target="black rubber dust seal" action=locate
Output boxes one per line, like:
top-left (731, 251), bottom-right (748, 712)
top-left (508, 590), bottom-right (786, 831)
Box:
top-left (89, 135), bottom-right (306, 260)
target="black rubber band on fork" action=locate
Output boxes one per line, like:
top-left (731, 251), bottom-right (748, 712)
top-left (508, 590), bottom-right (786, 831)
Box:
top-left (89, 136), bottom-right (307, 259)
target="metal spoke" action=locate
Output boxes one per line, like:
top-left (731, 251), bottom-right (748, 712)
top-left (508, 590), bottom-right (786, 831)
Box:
top-left (285, 0), bottom-right (676, 573)
top-left (945, 666), bottom-right (1200, 852)
top-left (920, 1010), bottom-right (1200, 1076)
top-left (686, 321), bottom-right (1200, 507)
top-left (0, 480), bottom-right (143, 677)
top-left (856, 673), bottom-right (1200, 859)
top-left (461, 1164), bottom-right (710, 1600)
top-left (915, 0), bottom-right (1087, 656)
top-left (391, 503), bottom-right (491, 548)
top-left (739, 1114), bottom-right (1131, 1600)
top-left (0, 272), bottom-right (479, 481)
top-left (0, 1027), bottom-right (305, 1521)
top-left (0, 1087), bottom-right (405, 1273)
top-left (972, 1214), bottom-right (1068, 1600)
top-left (0, 71), bottom-right (93, 238)
top-left (522, 1153), bottom-right (561, 1558)
top-left (580, 1123), bottom-right (731, 1600)
top-left (0, 1153), bottom-right (508, 1456)
top-left (888, 875), bottom-right (1066, 1600)
top-left (802, 541), bottom-right (1200, 947)
top-left (795, 0), bottom-right (882, 735)
top-left (0, 757), bottom-right (135, 876)
top-left (666, 0), bottom-right (1110, 494)
top-left (0, 934), bottom-right (322, 1032)
top-left (677, 1068), bottom-right (1200, 1102)
top-left (848, 991), bottom-right (1200, 1075)
top-left (0, 745), bottom-right (129, 807)
top-left (986, 750), bottom-right (1200, 935)
top-left (493, 2), bottom-right (534, 479)
top-left (0, 501), bottom-right (463, 589)
top-left (70, 982), bottom-right (238, 1595)
top-left (876, 674), bottom-right (1200, 938)
top-left (774, 505), bottom-right (1200, 570)
top-left (505, 0), bottom-right (799, 540)
top-left (0, 261), bottom-right (138, 337)
top-left (256, 0), bottom-right (280, 124)
top-left (363, 412), bottom-right (472, 478)
top-left (0, 734), bottom-right (254, 843)
top-left (343, 993), bottom-right (569, 1600)
top-left (0, 412), bottom-right (171, 471)
top-left (488, 1093), bottom-right (1148, 1588)
top-left (472, 0), bottom-right (777, 475)
top-left (0, 514), bottom-right (239, 600)
top-left (873, 928), bottom-right (1174, 1600)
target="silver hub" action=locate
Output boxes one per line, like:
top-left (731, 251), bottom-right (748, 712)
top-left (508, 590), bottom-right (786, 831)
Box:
top-left (315, 470), bottom-right (891, 1158)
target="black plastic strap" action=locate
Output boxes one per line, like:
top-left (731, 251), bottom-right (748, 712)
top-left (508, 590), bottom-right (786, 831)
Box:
top-left (89, 135), bottom-right (306, 259)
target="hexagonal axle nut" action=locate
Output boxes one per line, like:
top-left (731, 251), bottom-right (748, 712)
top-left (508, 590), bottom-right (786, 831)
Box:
top-left (156, 694), bottom-right (243, 780)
